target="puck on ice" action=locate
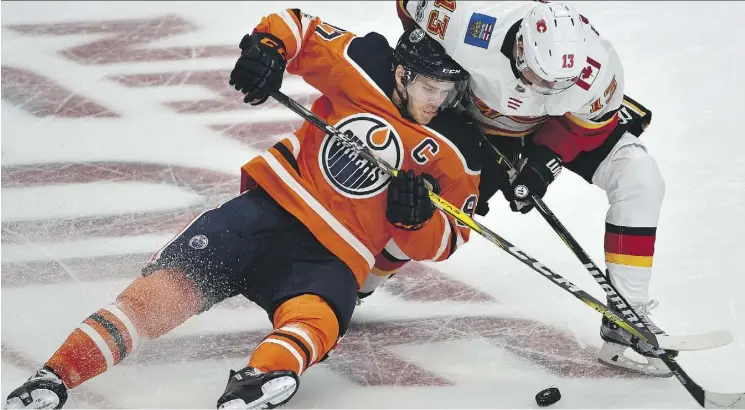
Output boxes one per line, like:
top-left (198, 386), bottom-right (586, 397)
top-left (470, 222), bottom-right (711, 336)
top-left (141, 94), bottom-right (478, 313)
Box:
top-left (535, 387), bottom-right (561, 406)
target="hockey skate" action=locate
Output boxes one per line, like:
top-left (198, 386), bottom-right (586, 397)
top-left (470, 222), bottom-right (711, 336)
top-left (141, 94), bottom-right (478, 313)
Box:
top-left (217, 366), bottom-right (299, 409)
top-left (598, 299), bottom-right (676, 377)
top-left (6, 367), bottom-right (68, 409)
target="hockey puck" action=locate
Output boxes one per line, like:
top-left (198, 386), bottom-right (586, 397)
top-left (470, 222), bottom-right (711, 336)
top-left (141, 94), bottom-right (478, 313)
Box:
top-left (535, 387), bottom-right (561, 407)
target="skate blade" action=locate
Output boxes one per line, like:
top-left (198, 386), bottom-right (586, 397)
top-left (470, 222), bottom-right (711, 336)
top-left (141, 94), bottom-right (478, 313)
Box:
top-left (6, 389), bottom-right (61, 410)
top-left (598, 342), bottom-right (672, 378)
top-left (218, 376), bottom-right (298, 410)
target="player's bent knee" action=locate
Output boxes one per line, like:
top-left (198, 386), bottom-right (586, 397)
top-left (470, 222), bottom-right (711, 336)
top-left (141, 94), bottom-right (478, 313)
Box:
top-left (619, 153), bottom-right (666, 207)
top-left (272, 294), bottom-right (341, 367)
top-left (115, 268), bottom-right (205, 339)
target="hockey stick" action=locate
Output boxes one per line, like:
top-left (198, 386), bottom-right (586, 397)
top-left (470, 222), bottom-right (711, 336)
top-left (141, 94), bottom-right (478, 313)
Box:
top-left (477, 129), bottom-right (733, 353)
top-left (268, 90), bottom-right (744, 408)
top-left (477, 132), bottom-right (732, 350)
top-left (474, 131), bottom-right (741, 408)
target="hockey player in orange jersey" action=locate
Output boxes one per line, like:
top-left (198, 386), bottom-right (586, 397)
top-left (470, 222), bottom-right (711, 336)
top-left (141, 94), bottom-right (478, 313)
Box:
top-left (5, 10), bottom-right (484, 410)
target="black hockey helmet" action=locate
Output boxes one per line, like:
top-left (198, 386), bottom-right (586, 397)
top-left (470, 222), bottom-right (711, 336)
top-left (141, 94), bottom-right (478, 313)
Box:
top-left (393, 27), bottom-right (469, 110)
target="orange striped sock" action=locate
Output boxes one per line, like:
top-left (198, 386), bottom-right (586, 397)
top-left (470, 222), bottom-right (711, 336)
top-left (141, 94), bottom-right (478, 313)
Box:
top-left (249, 295), bottom-right (339, 375)
top-left (45, 304), bottom-right (140, 388)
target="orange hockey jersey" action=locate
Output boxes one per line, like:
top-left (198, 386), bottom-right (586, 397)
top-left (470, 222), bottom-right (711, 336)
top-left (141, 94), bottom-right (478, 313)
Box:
top-left (240, 9), bottom-right (483, 287)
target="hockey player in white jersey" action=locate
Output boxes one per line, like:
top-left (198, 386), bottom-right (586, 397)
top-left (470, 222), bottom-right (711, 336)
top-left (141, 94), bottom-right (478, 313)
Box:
top-left (396, 0), bottom-right (671, 377)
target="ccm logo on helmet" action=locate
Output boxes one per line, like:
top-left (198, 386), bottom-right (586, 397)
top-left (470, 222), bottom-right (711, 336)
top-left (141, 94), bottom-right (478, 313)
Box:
top-left (441, 68), bottom-right (462, 74)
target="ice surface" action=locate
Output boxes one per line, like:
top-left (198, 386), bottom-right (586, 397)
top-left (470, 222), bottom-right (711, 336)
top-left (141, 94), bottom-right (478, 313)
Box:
top-left (2, 1), bottom-right (745, 408)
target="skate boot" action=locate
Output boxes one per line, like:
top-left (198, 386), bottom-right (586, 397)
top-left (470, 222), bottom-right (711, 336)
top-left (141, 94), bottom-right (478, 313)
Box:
top-left (216, 366), bottom-right (299, 409)
top-left (598, 298), bottom-right (676, 377)
top-left (6, 366), bottom-right (68, 409)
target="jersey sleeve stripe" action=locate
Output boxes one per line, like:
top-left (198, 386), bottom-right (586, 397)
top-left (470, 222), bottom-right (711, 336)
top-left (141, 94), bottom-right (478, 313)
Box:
top-left (381, 247), bottom-right (410, 263)
top-left (270, 142), bottom-right (300, 175)
top-left (397, 0), bottom-right (411, 18)
top-left (370, 264), bottom-right (398, 276)
top-left (383, 238), bottom-right (412, 261)
top-left (260, 151), bottom-right (376, 269)
top-left (621, 98), bottom-right (647, 117)
top-left (285, 134), bottom-right (301, 158)
top-left (447, 219), bottom-right (459, 257)
top-left (455, 227), bottom-right (466, 249)
top-left (279, 9), bottom-right (303, 62)
top-left (428, 210), bottom-right (452, 261)
top-left (564, 111), bottom-right (617, 130)
top-left (374, 251), bottom-right (408, 272)
top-left (299, 13), bottom-right (317, 38)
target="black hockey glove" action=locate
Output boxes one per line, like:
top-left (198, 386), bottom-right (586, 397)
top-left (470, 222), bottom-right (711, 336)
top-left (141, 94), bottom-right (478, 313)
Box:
top-left (475, 157), bottom-right (512, 216)
top-left (386, 170), bottom-right (440, 231)
top-left (506, 145), bottom-right (562, 214)
top-left (229, 32), bottom-right (287, 105)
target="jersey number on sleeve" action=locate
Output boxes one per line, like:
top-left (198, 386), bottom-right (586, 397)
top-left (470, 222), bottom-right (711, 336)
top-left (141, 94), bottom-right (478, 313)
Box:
top-left (433, 0), bottom-right (456, 12)
top-left (426, 0), bottom-right (457, 39)
top-left (315, 22), bottom-right (347, 41)
top-left (426, 11), bottom-right (450, 39)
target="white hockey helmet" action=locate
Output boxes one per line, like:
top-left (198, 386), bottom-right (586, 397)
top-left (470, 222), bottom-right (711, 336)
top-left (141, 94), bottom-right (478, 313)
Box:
top-left (515, 2), bottom-right (588, 95)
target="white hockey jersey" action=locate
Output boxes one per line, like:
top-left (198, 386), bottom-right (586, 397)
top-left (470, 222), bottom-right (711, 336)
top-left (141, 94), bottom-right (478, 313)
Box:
top-left (398, 0), bottom-right (625, 162)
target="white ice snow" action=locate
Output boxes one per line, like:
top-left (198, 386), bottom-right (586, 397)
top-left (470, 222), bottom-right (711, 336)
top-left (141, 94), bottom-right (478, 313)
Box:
top-left (2, 1), bottom-right (744, 408)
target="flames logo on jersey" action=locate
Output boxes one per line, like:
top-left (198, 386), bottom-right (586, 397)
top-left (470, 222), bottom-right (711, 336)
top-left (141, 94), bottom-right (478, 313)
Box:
top-left (319, 113), bottom-right (404, 199)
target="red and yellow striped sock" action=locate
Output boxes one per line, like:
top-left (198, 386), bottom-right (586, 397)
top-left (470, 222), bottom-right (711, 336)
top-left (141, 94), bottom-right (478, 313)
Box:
top-left (604, 222), bottom-right (656, 268)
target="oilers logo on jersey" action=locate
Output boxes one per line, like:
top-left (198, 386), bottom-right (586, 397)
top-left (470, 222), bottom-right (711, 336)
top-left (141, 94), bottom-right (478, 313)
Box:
top-left (319, 113), bottom-right (404, 199)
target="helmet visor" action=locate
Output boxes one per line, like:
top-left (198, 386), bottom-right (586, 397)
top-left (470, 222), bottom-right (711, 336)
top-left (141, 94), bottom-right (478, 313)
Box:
top-left (405, 73), bottom-right (468, 110)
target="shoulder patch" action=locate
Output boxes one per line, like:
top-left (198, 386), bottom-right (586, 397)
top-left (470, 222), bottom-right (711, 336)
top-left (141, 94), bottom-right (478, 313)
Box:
top-left (464, 13), bottom-right (496, 49)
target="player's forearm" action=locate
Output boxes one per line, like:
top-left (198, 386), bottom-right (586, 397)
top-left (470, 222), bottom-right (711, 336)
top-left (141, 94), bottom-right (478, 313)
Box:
top-left (252, 9), bottom-right (306, 61)
top-left (389, 209), bottom-right (457, 262)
